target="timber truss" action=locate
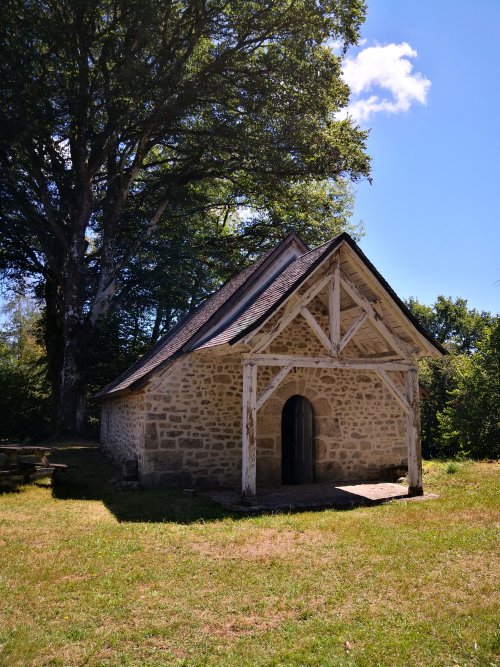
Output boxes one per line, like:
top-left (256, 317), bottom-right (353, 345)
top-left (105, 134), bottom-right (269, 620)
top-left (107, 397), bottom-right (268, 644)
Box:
top-left (240, 253), bottom-right (423, 498)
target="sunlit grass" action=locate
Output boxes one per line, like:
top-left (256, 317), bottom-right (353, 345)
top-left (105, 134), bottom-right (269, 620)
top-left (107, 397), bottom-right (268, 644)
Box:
top-left (0, 446), bottom-right (498, 666)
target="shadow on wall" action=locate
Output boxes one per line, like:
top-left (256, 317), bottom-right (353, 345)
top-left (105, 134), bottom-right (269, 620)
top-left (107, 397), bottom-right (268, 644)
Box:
top-left (50, 444), bottom-right (234, 524)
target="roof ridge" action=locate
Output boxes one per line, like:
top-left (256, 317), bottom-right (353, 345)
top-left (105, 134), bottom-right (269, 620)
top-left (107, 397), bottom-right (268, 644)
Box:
top-left (296, 233), bottom-right (343, 259)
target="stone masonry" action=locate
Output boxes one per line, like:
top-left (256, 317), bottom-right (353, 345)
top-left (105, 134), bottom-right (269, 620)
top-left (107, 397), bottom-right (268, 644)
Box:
top-left (100, 293), bottom-right (408, 489)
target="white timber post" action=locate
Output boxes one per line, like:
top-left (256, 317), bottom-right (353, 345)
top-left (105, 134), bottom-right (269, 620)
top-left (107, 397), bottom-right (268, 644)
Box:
top-left (329, 257), bottom-right (341, 355)
top-left (405, 366), bottom-right (423, 496)
top-left (242, 362), bottom-right (257, 497)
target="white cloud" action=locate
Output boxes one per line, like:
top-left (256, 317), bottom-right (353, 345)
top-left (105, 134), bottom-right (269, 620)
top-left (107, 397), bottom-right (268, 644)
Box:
top-left (341, 42), bottom-right (431, 123)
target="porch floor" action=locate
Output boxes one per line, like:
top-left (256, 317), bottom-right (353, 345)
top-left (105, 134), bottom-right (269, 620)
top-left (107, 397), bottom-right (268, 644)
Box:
top-left (203, 482), bottom-right (437, 515)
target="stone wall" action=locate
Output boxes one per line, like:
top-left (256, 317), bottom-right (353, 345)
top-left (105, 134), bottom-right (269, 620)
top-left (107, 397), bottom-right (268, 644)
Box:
top-left (136, 317), bottom-right (407, 488)
top-left (139, 350), bottom-right (243, 488)
top-left (100, 393), bottom-right (145, 471)
top-left (102, 289), bottom-right (409, 489)
top-left (256, 367), bottom-right (407, 486)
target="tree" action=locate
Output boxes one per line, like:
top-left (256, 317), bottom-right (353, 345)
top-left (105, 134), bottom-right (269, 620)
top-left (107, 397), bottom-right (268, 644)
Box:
top-left (0, 292), bottom-right (50, 440)
top-left (0, 0), bottom-right (370, 434)
top-left (407, 296), bottom-right (499, 459)
top-left (406, 296), bottom-right (493, 355)
top-left (438, 321), bottom-right (500, 459)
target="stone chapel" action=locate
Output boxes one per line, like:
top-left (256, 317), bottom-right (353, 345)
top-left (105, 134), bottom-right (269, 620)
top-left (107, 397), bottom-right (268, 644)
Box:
top-left (97, 232), bottom-right (444, 496)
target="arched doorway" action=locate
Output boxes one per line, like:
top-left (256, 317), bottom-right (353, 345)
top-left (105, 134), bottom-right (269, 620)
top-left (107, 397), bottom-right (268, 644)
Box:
top-left (281, 395), bottom-right (315, 484)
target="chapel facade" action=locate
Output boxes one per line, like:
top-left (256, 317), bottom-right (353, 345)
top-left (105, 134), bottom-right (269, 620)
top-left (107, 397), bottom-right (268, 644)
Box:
top-left (98, 233), bottom-right (443, 496)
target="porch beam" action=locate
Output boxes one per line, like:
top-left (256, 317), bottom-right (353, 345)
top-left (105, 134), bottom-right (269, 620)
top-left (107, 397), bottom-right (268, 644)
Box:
top-left (329, 256), bottom-right (341, 355)
top-left (250, 272), bottom-right (331, 353)
top-left (301, 307), bottom-right (332, 354)
top-left (256, 365), bottom-right (293, 411)
top-left (377, 370), bottom-right (411, 415)
top-left (339, 311), bottom-right (368, 353)
top-left (340, 272), bottom-right (418, 360)
top-left (242, 363), bottom-right (257, 496)
top-left (243, 354), bottom-right (413, 371)
top-left (405, 367), bottom-right (423, 496)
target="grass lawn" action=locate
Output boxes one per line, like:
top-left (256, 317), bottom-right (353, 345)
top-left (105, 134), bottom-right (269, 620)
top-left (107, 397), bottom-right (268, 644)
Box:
top-left (0, 445), bottom-right (498, 667)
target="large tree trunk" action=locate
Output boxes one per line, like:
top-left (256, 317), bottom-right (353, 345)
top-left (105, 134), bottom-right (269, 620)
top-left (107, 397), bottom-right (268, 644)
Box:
top-left (49, 222), bottom-right (93, 436)
top-left (44, 280), bottom-right (65, 431)
top-left (55, 333), bottom-right (87, 436)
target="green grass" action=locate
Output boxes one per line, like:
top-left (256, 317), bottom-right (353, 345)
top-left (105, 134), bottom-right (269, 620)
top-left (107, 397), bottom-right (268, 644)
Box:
top-left (0, 446), bottom-right (499, 667)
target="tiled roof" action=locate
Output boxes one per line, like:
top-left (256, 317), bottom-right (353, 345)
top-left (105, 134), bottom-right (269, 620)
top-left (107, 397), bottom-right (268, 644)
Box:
top-left (197, 236), bottom-right (341, 348)
top-left (96, 233), bottom-right (311, 397)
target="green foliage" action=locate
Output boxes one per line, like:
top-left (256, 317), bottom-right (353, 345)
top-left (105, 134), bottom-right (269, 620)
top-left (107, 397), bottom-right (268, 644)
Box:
top-left (406, 295), bottom-right (493, 354)
top-left (0, 293), bottom-right (50, 440)
top-left (408, 296), bottom-right (500, 459)
top-left (0, 0), bottom-right (370, 432)
top-left (438, 321), bottom-right (500, 459)
top-left (418, 354), bottom-right (463, 458)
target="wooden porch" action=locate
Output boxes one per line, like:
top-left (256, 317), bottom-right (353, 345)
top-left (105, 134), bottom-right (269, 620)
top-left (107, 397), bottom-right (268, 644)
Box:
top-left (240, 252), bottom-right (426, 499)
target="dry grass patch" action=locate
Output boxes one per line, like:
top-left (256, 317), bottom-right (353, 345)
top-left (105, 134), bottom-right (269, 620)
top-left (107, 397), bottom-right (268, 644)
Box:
top-left (190, 527), bottom-right (325, 561)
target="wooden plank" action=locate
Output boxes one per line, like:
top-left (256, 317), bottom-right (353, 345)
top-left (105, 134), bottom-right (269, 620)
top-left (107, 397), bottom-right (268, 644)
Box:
top-left (405, 367), bottom-right (423, 495)
top-left (339, 311), bottom-right (368, 353)
top-left (243, 354), bottom-right (413, 371)
top-left (256, 365), bottom-right (293, 411)
top-left (377, 370), bottom-right (411, 414)
top-left (241, 363), bottom-right (257, 496)
top-left (25, 468), bottom-right (55, 481)
top-left (340, 272), bottom-right (418, 360)
top-left (330, 256), bottom-right (341, 355)
top-left (251, 272), bottom-right (331, 353)
top-left (358, 352), bottom-right (400, 360)
top-left (0, 446), bottom-right (52, 453)
top-left (301, 307), bottom-right (332, 353)
top-left (340, 303), bottom-right (361, 314)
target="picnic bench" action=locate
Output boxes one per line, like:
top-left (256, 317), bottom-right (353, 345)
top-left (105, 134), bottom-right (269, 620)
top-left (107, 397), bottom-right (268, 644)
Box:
top-left (0, 445), bottom-right (67, 483)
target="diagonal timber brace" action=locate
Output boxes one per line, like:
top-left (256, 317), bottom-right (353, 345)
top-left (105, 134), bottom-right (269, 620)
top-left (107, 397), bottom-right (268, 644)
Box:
top-left (256, 365), bottom-right (293, 411)
top-left (340, 272), bottom-right (418, 360)
top-left (301, 307), bottom-right (332, 353)
top-left (250, 272), bottom-right (331, 353)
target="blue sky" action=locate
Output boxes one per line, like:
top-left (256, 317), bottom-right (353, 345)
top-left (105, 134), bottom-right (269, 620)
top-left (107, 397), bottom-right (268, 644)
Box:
top-left (344, 0), bottom-right (500, 314)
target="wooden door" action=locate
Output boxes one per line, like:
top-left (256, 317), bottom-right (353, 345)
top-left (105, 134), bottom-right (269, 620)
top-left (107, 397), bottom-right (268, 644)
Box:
top-left (282, 395), bottom-right (314, 484)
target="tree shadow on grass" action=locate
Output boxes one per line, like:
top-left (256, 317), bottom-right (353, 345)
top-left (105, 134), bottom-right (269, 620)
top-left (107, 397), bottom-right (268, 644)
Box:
top-left (51, 443), bottom-right (235, 524)
top-left (0, 483), bottom-right (21, 495)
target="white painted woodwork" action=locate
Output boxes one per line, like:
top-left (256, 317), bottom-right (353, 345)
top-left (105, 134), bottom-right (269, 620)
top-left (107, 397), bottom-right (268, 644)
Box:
top-left (243, 354), bottom-right (413, 371)
top-left (256, 365), bottom-right (293, 411)
top-left (301, 307), bottom-right (332, 353)
top-left (338, 240), bottom-right (440, 359)
top-left (241, 363), bottom-right (257, 496)
top-left (359, 352), bottom-right (400, 360)
top-left (340, 272), bottom-right (417, 360)
top-left (251, 272), bottom-right (331, 353)
top-left (405, 367), bottom-right (423, 495)
top-left (339, 311), bottom-right (368, 353)
top-left (377, 370), bottom-right (411, 414)
top-left (340, 303), bottom-right (361, 314)
top-left (330, 256), bottom-right (341, 355)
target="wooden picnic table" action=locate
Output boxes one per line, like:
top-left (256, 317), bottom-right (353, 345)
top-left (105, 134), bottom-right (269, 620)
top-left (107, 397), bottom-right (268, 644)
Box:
top-left (0, 445), bottom-right (67, 482)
